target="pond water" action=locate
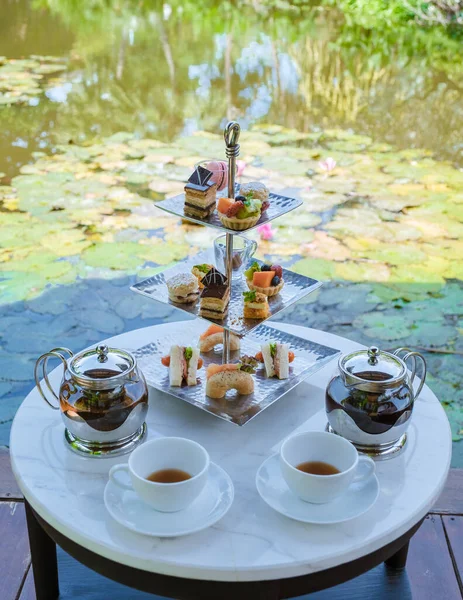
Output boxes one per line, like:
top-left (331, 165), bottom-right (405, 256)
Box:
top-left (2, 0), bottom-right (463, 177)
top-left (1, 0), bottom-right (462, 463)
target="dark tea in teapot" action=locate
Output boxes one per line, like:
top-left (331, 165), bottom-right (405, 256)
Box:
top-left (35, 344), bottom-right (148, 457)
top-left (60, 367), bottom-right (148, 433)
top-left (326, 370), bottom-right (413, 436)
top-left (325, 346), bottom-right (426, 459)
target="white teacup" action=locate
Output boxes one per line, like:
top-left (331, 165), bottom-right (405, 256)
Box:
top-left (109, 437), bottom-right (209, 512)
top-left (280, 431), bottom-right (375, 504)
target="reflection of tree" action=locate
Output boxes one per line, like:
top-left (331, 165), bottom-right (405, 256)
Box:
top-left (7, 0), bottom-right (463, 164)
top-left (293, 39), bottom-right (393, 123)
top-left (0, 0), bottom-right (73, 57)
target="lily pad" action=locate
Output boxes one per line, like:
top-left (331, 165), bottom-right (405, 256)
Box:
top-left (291, 257), bottom-right (337, 281)
top-left (443, 408), bottom-right (463, 442)
top-left (0, 55), bottom-right (68, 106)
top-left (353, 313), bottom-right (412, 341)
top-left (82, 242), bottom-right (143, 270)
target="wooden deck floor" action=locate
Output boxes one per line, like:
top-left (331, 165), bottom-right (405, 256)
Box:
top-left (2, 448), bottom-right (463, 600)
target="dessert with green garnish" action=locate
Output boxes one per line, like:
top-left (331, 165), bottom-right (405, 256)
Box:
top-left (191, 263), bottom-right (214, 289)
top-left (244, 261), bottom-right (284, 297)
top-left (243, 290), bottom-right (269, 319)
top-left (217, 188), bottom-right (270, 231)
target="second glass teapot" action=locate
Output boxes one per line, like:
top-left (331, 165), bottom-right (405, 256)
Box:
top-left (326, 346), bottom-right (426, 459)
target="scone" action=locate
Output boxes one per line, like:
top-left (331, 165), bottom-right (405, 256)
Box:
top-left (166, 273), bottom-right (199, 304)
top-left (239, 182), bottom-right (269, 203)
top-left (243, 290), bottom-right (269, 319)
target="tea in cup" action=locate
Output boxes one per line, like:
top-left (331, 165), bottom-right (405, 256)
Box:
top-left (280, 431), bottom-right (375, 504)
top-left (109, 437), bottom-right (209, 512)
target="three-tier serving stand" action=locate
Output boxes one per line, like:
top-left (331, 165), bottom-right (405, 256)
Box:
top-left (131, 122), bottom-right (340, 425)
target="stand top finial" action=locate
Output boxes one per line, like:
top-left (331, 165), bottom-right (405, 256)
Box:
top-left (224, 121), bottom-right (241, 149)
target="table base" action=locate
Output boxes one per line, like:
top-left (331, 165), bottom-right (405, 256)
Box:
top-left (24, 500), bottom-right (422, 600)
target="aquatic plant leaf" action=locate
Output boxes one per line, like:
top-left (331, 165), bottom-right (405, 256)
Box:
top-left (291, 257), bottom-right (336, 281)
top-left (353, 313), bottom-right (411, 341)
top-left (82, 242), bottom-right (143, 270)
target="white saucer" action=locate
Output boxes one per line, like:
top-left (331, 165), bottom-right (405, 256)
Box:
top-left (256, 453), bottom-right (379, 525)
top-left (104, 462), bottom-right (234, 537)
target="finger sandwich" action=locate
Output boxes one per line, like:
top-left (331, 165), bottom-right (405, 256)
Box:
top-left (260, 342), bottom-right (290, 379)
top-left (165, 345), bottom-right (201, 387)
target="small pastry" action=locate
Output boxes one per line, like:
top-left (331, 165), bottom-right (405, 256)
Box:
top-left (199, 324), bottom-right (240, 353)
top-left (256, 342), bottom-right (295, 380)
top-left (205, 358), bottom-right (256, 399)
top-left (166, 273), bottom-right (199, 304)
top-left (198, 268), bottom-right (229, 319)
top-left (161, 345), bottom-right (203, 386)
top-left (239, 182), bottom-right (269, 204)
top-left (184, 166), bottom-right (217, 219)
top-left (243, 290), bottom-right (269, 319)
top-left (217, 196), bottom-right (262, 231)
top-left (205, 161), bottom-right (228, 192)
top-left (244, 262), bottom-right (284, 297)
top-left (199, 285), bottom-right (230, 320)
top-left (199, 267), bottom-right (230, 320)
top-left (192, 263), bottom-right (214, 289)
top-left (202, 267), bottom-right (227, 287)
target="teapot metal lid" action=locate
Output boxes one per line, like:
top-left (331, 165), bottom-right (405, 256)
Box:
top-left (68, 344), bottom-right (136, 390)
top-left (339, 346), bottom-right (406, 391)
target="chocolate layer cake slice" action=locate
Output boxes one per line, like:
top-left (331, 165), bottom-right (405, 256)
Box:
top-left (199, 267), bottom-right (229, 320)
top-left (199, 284), bottom-right (230, 320)
top-left (184, 166), bottom-right (217, 219)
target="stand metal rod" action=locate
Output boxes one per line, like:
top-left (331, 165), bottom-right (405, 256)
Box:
top-left (222, 121), bottom-right (241, 364)
top-left (222, 232), bottom-right (233, 363)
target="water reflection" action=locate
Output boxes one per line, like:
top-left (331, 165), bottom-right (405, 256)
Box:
top-left (1, 0), bottom-right (463, 179)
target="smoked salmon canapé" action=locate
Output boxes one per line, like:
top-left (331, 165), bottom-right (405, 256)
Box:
top-left (199, 325), bottom-right (241, 353)
top-left (205, 357), bottom-right (257, 399)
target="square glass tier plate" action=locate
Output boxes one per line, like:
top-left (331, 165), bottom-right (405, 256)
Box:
top-left (155, 188), bottom-right (302, 233)
top-left (130, 250), bottom-right (322, 336)
top-left (134, 320), bottom-right (340, 426)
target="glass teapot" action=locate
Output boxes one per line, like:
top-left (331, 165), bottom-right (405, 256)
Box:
top-left (35, 344), bottom-right (148, 457)
top-left (326, 346), bottom-right (426, 459)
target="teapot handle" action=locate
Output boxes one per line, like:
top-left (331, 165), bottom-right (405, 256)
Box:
top-left (34, 348), bottom-right (73, 410)
top-left (393, 348), bottom-right (427, 399)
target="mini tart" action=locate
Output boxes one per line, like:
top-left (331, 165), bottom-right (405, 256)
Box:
top-left (246, 278), bottom-right (284, 297)
top-left (218, 213), bottom-right (260, 231)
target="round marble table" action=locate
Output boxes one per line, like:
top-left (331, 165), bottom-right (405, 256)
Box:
top-left (10, 322), bottom-right (452, 600)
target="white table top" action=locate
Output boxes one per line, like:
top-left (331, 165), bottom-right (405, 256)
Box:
top-left (10, 321), bottom-right (452, 582)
